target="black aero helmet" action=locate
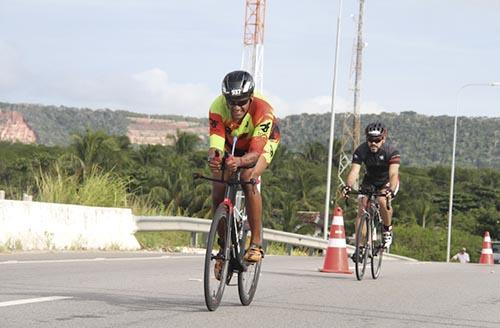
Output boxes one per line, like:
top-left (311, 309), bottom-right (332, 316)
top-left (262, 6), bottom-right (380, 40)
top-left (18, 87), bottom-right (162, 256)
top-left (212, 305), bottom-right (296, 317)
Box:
top-left (221, 70), bottom-right (255, 102)
top-left (365, 122), bottom-right (387, 138)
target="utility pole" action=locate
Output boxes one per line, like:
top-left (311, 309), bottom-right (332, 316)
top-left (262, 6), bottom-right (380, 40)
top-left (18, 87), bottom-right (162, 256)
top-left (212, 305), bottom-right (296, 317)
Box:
top-left (352, 0), bottom-right (365, 147)
top-left (323, 0), bottom-right (344, 240)
top-left (336, 0), bottom-right (365, 192)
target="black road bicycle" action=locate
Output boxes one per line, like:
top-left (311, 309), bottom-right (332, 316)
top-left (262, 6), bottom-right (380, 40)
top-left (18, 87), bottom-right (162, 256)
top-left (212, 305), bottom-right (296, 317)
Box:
top-left (348, 187), bottom-right (391, 281)
top-left (194, 141), bottom-right (262, 311)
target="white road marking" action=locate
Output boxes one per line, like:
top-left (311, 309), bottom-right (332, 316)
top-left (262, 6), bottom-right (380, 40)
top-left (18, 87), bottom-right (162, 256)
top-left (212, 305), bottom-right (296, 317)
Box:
top-left (0, 296), bottom-right (72, 308)
top-left (0, 255), bottom-right (202, 265)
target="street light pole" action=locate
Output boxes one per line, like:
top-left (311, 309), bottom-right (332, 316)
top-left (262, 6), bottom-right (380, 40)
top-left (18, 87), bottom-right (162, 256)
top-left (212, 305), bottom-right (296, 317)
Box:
top-left (446, 82), bottom-right (500, 262)
top-left (324, 0), bottom-right (343, 240)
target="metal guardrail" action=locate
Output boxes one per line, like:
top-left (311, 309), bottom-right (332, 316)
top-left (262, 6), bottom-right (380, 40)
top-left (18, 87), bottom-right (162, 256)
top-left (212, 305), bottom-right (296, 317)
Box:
top-left (134, 216), bottom-right (417, 261)
top-left (135, 216), bottom-right (329, 254)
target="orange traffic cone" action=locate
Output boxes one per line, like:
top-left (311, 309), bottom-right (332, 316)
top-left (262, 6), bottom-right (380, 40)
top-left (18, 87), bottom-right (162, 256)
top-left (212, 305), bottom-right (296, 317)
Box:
top-left (479, 231), bottom-right (494, 265)
top-left (320, 207), bottom-right (352, 274)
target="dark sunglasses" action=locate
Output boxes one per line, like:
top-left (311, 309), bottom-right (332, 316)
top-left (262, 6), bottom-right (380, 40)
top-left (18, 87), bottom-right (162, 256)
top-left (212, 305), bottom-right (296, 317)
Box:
top-left (227, 98), bottom-right (249, 107)
top-left (367, 137), bottom-right (383, 143)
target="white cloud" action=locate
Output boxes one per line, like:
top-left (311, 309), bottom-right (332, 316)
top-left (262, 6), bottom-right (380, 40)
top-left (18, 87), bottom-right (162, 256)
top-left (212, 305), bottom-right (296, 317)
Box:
top-left (49, 68), bottom-right (217, 117)
top-left (127, 68), bottom-right (216, 116)
top-left (359, 100), bottom-right (387, 115)
top-left (40, 68), bottom-right (387, 118)
top-left (1, 55), bottom-right (389, 119)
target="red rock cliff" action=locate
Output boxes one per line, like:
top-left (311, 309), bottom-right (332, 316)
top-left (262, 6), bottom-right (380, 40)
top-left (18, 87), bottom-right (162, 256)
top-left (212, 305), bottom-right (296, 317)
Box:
top-left (0, 111), bottom-right (37, 143)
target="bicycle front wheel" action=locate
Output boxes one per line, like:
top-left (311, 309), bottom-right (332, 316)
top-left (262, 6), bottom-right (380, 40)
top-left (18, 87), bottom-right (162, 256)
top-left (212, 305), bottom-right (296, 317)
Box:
top-left (204, 204), bottom-right (231, 311)
top-left (355, 214), bottom-right (370, 281)
top-left (238, 221), bottom-right (262, 306)
top-left (370, 214), bottom-right (384, 279)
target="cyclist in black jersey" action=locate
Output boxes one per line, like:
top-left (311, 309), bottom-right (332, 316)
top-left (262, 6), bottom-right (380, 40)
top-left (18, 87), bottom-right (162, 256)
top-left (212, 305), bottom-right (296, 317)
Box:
top-left (341, 122), bottom-right (400, 248)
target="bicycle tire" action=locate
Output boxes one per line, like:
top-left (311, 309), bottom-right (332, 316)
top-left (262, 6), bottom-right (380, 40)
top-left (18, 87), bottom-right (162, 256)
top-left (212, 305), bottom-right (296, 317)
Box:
top-left (370, 211), bottom-right (384, 279)
top-left (237, 219), bottom-right (262, 306)
top-left (355, 214), bottom-right (369, 281)
top-left (204, 204), bottom-right (231, 311)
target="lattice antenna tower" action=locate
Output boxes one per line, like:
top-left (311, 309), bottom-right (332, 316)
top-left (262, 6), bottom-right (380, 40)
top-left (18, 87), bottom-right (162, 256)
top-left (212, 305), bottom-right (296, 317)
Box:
top-left (241, 0), bottom-right (266, 93)
top-left (337, 0), bottom-right (366, 192)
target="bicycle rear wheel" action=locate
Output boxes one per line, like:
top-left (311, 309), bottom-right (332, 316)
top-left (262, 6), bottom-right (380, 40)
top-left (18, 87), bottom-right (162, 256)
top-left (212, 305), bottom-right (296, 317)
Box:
top-left (238, 219), bottom-right (262, 306)
top-left (204, 204), bottom-right (231, 311)
top-left (370, 213), bottom-right (384, 279)
top-left (355, 214), bottom-right (370, 281)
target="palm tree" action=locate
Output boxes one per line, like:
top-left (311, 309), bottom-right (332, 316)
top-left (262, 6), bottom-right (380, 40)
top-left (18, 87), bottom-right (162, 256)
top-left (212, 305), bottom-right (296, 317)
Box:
top-left (300, 141), bottom-right (327, 163)
top-left (413, 199), bottom-right (435, 228)
top-left (174, 130), bottom-right (200, 155)
top-left (70, 129), bottom-right (131, 174)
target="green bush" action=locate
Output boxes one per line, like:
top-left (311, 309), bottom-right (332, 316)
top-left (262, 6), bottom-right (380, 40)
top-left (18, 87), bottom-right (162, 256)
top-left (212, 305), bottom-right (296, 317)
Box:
top-left (392, 223), bottom-right (482, 262)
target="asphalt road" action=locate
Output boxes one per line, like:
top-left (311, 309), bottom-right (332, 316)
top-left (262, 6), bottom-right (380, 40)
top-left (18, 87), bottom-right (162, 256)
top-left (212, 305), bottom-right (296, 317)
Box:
top-left (0, 252), bottom-right (499, 328)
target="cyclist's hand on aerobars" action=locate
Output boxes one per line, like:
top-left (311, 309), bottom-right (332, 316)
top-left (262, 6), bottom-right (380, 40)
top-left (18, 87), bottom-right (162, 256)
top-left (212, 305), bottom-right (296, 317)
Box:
top-left (341, 185), bottom-right (352, 198)
top-left (208, 149), bottom-right (222, 173)
top-left (208, 158), bottom-right (222, 173)
top-left (225, 155), bottom-right (239, 173)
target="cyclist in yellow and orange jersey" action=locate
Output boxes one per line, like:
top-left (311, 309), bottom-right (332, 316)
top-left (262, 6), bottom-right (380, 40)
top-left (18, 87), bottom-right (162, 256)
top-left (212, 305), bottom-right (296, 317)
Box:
top-left (207, 70), bottom-right (280, 264)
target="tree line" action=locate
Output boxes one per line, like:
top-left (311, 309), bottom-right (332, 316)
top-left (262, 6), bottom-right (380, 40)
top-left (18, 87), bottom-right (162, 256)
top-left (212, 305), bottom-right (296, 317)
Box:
top-left (1, 102), bottom-right (498, 168)
top-left (0, 129), bottom-right (498, 262)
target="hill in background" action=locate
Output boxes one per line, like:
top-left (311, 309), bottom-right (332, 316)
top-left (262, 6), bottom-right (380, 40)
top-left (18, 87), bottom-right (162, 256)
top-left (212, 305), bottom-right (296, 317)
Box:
top-left (0, 102), bottom-right (498, 168)
top-left (281, 111), bottom-right (499, 168)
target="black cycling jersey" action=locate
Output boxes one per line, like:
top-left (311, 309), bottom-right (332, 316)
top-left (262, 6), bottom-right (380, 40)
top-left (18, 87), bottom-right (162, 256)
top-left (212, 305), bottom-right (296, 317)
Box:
top-left (352, 142), bottom-right (400, 188)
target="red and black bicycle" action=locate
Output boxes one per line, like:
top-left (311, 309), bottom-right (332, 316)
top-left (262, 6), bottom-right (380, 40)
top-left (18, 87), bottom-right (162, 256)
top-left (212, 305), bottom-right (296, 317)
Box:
top-left (194, 141), bottom-right (262, 311)
top-left (348, 187), bottom-right (391, 281)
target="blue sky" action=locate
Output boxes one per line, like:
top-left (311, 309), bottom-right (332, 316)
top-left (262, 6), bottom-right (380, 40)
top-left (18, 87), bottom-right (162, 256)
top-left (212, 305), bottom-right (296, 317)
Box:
top-left (1, 0), bottom-right (499, 118)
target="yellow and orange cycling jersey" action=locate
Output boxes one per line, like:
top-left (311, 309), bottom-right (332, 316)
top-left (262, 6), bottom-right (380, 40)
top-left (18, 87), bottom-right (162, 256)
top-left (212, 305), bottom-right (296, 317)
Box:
top-left (209, 94), bottom-right (280, 164)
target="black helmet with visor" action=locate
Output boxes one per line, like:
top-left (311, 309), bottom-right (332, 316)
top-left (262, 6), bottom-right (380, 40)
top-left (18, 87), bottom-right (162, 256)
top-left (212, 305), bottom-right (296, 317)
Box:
top-left (221, 70), bottom-right (255, 106)
top-left (365, 122), bottom-right (387, 141)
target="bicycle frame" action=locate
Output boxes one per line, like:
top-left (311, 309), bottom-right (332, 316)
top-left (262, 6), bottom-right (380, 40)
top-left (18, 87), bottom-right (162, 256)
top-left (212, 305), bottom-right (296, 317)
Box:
top-left (198, 136), bottom-right (262, 310)
top-left (225, 172), bottom-right (249, 273)
top-left (361, 194), bottom-right (381, 222)
top-left (234, 190), bottom-right (248, 253)
top-left (195, 169), bottom-right (255, 271)
top-left (349, 189), bottom-right (390, 280)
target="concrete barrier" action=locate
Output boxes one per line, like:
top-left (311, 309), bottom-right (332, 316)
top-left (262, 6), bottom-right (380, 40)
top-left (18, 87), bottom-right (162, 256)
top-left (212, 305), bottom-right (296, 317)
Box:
top-left (0, 199), bottom-right (140, 250)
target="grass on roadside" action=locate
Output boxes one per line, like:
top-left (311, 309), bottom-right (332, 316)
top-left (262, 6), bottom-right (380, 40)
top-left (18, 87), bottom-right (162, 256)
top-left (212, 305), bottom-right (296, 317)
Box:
top-left (36, 164), bottom-right (128, 207)
top-left (134, 231), bottom-right (192, 251)
top-left (265, 242), bottom-right (312, 256)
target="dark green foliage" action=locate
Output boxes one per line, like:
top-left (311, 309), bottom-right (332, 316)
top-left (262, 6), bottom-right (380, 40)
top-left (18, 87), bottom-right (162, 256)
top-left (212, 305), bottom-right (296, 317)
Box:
top-left (0, 126), bottom-right (498, 261)
top-left (70, 128), bottom-right (132, 173)
top-left (391, 224), bottom-right (483, 262)
top-left (0, 141), bottom-right (64, 198)
top-left (279, 111), bottom-right (499, 168)
top-left (174, 130), bottom-right (201, 154)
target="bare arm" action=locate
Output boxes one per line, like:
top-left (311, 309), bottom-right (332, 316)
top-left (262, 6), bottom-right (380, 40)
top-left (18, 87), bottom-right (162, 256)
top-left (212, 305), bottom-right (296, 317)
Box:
top-left (238, 152), bottom-right (260, 168)
top-left (225, 151), bottom-right (260, 172)
top-left (388, 163), bottom-right (400, 191)
top-left (345, 163), bottom-right (361, 187)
